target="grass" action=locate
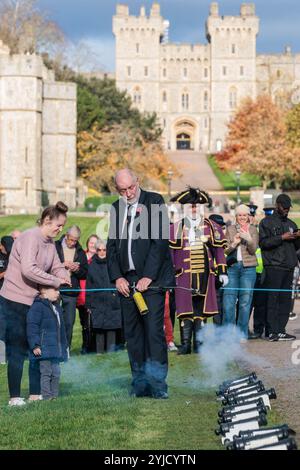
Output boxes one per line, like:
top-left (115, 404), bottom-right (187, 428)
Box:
top-left (208, 156), bottom-right (261, 190)
top-left (0, 214), bottom-right (285, 449)
top-left (0, 215), bottom-right (102, 247)
top-left (0, 319), bottom-right (222, 450)
top-left (0, 317), bottom-right (284, 450)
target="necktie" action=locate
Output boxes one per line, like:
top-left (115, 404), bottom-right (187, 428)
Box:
top-left (120, 205), bottom-right (133, 273)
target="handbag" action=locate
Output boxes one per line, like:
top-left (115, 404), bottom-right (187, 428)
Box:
top-left (226, 249), bottom-right (238, 267)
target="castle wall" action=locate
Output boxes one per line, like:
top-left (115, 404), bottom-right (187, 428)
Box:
top-left (0, 46), bottom-right (77, 214)
top-left (113, 2), bottom-right (300, 154)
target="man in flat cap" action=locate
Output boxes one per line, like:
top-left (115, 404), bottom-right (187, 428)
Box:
top-left (259, 193), bottom-right (300, 341)
top-left (169, 187), bottom-right (228, 354)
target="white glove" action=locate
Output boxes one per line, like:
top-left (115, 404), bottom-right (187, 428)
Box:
top-left (219, 275), bottom-right (229, 287)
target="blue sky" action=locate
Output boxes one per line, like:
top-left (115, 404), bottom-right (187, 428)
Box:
top-left (38, 0), bottom-right (300, 71)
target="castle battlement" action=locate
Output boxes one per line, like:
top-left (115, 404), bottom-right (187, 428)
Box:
top-left (114, 2), bottom-right (300, 153)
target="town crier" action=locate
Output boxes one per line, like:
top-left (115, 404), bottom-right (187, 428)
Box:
top-left (169, 187), bottom-right (228, 354)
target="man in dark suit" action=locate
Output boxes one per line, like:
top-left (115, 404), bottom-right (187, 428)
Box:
top-left (107, 169), bottom-right (174, 399)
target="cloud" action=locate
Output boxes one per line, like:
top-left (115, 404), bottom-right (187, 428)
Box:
top-left (76, 36), bottom-right (116, 72)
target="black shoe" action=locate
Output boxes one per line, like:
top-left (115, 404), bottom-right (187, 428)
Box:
top-left (289, 312), bottom-right (298, 321)
top-left (268, 334), bottom-right (279, 342)
top-left (248, 332), bottom-right (262, 340)
top-left (278, 332), bottom-right (296, 341)
top-left (152, 391), bottom-right (169, 399)
top-left (130, 390), bottom-right (152, 398)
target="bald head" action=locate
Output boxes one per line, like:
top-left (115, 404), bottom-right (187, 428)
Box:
top-left (115, 169), bottom-right (137, 186)
top-left (115, 169), bottom-right (140, 203)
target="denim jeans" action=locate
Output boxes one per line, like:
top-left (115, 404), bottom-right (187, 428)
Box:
top-left (223, 262), bottom-right (257, 338)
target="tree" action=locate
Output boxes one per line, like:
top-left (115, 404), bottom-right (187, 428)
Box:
top-left (77, 86), bottom-right (106, 132)
top-left (216, 95), bottom-right (300, 189)
top-left (0, 0), bottom-right (65, 55)
top-left (77, 124), bottom-right (178, 193)
top-left (286, 103), bottom-right (300, 149)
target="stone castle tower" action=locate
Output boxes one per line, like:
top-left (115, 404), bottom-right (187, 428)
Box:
top-left (113, 3), bottom-right (300, 153)
top-left (0, 41), bottom-right (77, 214)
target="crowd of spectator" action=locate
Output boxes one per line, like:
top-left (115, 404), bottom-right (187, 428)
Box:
top-left (0, 188), bottom-right (299, 405)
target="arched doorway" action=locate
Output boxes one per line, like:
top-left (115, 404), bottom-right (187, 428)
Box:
top-left (176, 132), bottom-right (191, 150)
top-left (173, 119), bottom-right (196, 150)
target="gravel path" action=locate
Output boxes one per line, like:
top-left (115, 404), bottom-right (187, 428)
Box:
top-left (242, 301), bottom-right (300, 435)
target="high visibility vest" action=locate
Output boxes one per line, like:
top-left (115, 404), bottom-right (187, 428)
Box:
top-left (256, 248), bottom-right (263, 274)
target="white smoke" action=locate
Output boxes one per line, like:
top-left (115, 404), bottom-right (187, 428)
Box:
top-left (196, 324), bottom-right (272, 388)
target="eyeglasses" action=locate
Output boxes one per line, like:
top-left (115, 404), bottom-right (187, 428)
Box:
top-left (97, 248), bottom-right (106, 252)
top-left (117, 183), bottom-right (137, 196)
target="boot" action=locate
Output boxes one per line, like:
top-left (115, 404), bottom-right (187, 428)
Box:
top-left (177, 319), bottom-right (193, 355)
top-left (193, 319), bottom-right (203, 353)
top-left (81, 329), bottom-right (89, 355)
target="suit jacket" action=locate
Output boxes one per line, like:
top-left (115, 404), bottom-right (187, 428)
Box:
top-left (107, 189), bottom-right (174, 289)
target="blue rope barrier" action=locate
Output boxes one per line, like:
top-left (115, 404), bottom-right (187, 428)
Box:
top-left (60, 286), bottom-right (299, 293)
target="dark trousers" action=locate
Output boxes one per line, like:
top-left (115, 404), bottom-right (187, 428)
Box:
top-left (78, 306), bottom-right (96, 352)
top-left (95, 330), bottom-right (117, 353)
top-left (252, 274), bottom-right (269, 336)
top-left (263, 268), bottom-right (294, 335)
top-left (169, 289), bottom-right (176, 328)
top-left (213, 289), bottom-right (223, 325)
top-left (0, 296), bottom-right (40, 398)
top-left (61, 294), bottom-right (78, 348)
top-left (120, 272), bottom-right (168, 395)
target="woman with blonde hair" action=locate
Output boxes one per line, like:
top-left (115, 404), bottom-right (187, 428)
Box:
top-left (223, 204), bottom-right (259, 340)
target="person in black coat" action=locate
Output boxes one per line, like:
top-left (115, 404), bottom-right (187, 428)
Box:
top-left (86, 240), bottom-right (122, 354)
top-left (55, 226), bottom-right (88, 348)
top-left (27, 287), bottom-right (68, 400)
top-left (107, 169), bottom-right (174, 399)
top-left (259, 193), bottom-right (300, 341)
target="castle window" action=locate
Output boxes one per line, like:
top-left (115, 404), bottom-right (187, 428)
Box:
top-left (162, 91), bottom-right (167, 103)
top-left (277, 70), bottom-right (281, 79)
top-left (229, 86), bottom-right (237, 109)
top-left (136, 43), bottom-right (140, 53)
top-left (144, 66), bottom-right (148, 77)
top-left (163, 119), bottom-right (166, 128)
top-left (182, 93), bottom-right (189, 110)
top-left (231, 44), bottom-right (236, 54)
top-left (183, 68), bottom-right (188, 78)
top-left (204, 117), bottom-right (208, 129)
top-left (127, 66), bottom-right (131, 77)
top-left (163, 68), bottom-right (167, 78)
top-left (133, 87), bottom-right (141, 105)
top-left (204, 68), bottom-right (208, 78)
top-left (222, 66), bottom-right (227, 76)
top-left (240, 66), bottom-right (244, 76)
top-left (204, 91), bottom-right (209, 110)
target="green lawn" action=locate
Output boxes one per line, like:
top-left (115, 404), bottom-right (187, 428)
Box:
top-left (0, 318), bottom-right (223, 450)
top-left (0, 214), bottom-right (284, 449)
top-left (208, 156), bottom-right (261, 190)
top-left (0, 317), bottom-right (284, 450)
top-left (0, 215), bottom-right (101, 247)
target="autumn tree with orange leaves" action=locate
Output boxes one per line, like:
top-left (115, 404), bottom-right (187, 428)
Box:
top-left (77, 123), bottom-right (178, 193)
top-left (215, 95), bottom-right (300, 189)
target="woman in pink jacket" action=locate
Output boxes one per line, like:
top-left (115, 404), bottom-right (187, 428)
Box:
top-left (0, 202), bottom-right (71, 406)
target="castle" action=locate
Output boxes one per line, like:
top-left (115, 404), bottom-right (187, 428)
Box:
top-left (113, 2), bottom-right (300, 153)
top-left (0, 40), bottom-right (78, 214)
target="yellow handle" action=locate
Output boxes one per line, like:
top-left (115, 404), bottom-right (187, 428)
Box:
top-left (133, 291), bottom-right (149, 315)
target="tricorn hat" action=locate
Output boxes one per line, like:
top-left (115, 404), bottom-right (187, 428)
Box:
top-left (247, 204), bottom-right (258, 216)
top-left (170, 187), bottom-right (212, 206)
